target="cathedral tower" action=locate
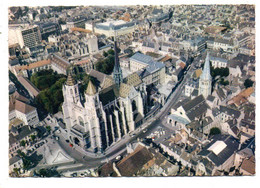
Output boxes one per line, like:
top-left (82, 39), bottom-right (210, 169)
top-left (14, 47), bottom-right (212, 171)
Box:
top-left (113, 34), bottom-right (123, 87)
top-left (199, 52), bottom-right (212, 98)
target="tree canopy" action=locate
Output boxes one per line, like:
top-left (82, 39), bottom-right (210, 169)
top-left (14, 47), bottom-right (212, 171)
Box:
top-left (209, 127), bottom-right (221, 135)
top-left (96, 48), bottom-right (121, 75)
top-left (244, 78), bottom-right (254, 88)
top-left (31, 69), bottom-right (65, 91)
top-left (35, 74), bottom-right (66, 114)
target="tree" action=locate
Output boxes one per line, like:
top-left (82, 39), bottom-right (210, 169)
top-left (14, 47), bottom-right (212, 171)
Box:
top-left (20, 140), bottom-right (26, 147)
top-left (210, 127), bottom-right (221, 135)
top-left (13, 168), bottom-right (20, 176)
top-left (46, 126), bottom-right (51, 134)
top-left (219, 78), bottom-right (229, 86)
top-left (244, 78), bottom-right (254, 88)
top-left (103, 51), bottom-right (108, 57)
top-left (30, 135), bottom-right (36, 142)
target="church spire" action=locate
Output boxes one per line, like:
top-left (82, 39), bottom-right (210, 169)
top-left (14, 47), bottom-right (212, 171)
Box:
top-left (66, 71), bottom-right (76, 86)
top-left (113, 32), bottom-right (123, 87)
top-left (200, 52), bottom-right (212, 81)
top-left (85, 80), bottom-right (96, 95)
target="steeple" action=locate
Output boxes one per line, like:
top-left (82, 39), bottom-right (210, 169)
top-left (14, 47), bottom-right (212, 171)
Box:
top-left (199, 52), bottom-right (212, 98)
top-left (85, 80), bottom-right (96, 95)
top-left (113, 32), bottom-right (123, 87)
top-left (66, 72), bottom-right (76, 86)
top-left (200, 52), bottom-right (212, 81)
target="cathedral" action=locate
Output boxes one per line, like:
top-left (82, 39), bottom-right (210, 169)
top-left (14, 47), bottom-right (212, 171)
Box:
top-left (62, 38), bottom-right (147, 153)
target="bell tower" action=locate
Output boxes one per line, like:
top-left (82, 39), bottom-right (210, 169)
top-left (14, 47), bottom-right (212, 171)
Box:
top-left (199, 52), bottom-right (212, 98)
top-left (63, 71), bottom-right (80, 104)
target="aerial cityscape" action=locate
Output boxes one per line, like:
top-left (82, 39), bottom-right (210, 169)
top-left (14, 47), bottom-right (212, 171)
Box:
top-left (8, 5), bottom-right (255, 177)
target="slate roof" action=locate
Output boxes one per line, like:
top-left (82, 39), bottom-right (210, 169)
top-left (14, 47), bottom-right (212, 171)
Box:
top-left (99, 85), bottom-right (119, 106)
top-left (198, 135), bottom-right (239, 167)
top-left (9, 125), bottom-right (36, 145)
top-left (172, 98), bottom-right (190, 111)
top-left (216, 88), bottom-right (226, 101)
top-left (200, 158), bottom-right (215, 175)
top-left (219, 105), bottom-right (241, 119)
top-left (239, 136), bottom-right (255, 154)
top-left (207, 95), bottom-right (215, 102)
top-left (9, 155), bottom-right (22, 166)
top-left (228, 54), bottom-right (251, 69)
top-left (130, 52), bottom-right (153, 65)
top-left (183, 95), bottom-right (209, 121)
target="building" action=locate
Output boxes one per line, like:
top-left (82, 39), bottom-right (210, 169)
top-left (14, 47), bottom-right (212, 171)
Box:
top-left (9, 125), bottom-right (37, 158)
top-left (168, 95), bottom-right (210, 129)
top-left (17, 76), bottom-right (40, 98)
top-left (66, 15), bottom-right (87, 29)
top-left (9, 155), bottom-right (23, 174)
top-left (36, 22), bottom-right (61, 41)
top-left (87, 35), bottom-right (99, 54)
top-left (62, 39), bottom-right (147, 153)
top-left (86, 20), bottom-right (137, 37)
top-left (129, 53), bottom-right (166, 85)
top-left (9, 91), bottom-right (39, 126)
top-left (210, 56), bottom-right (228, 69)
top-left (197, 134), bottom-right (240, 175)
top-left (9, 24), bottom-right (42, 48)
top-left (49, 53), bottom-right (71, 75)
top-left (13, 59), bottom-right (52, 77)
top-left (199, 52), bottom-right (212, 98)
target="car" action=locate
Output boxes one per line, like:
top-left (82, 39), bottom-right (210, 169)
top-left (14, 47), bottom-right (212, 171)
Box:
top-left (65, 139), bottom-right (69, 143)
top-left (55, 136), bottom-right (59, 141)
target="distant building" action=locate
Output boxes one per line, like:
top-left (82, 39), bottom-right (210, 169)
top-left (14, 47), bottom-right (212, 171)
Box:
top-left (9, 24), bottom-right (42, 48)
top-left (36, 22), bottom-right (61, 41)
top-left (86, 20), bottom-right (137, 37)
top-left (130, 53), bottom-right (165, 85)
top-left (87, 35), bottom-right (99, 54)
top-left (49, 53), bottom-right (71, 75)
top-left (67, 15), bottom-right (87, 29)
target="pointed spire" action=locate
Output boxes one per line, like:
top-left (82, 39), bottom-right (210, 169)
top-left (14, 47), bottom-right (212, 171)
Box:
top-left (113, 32), bottom-right (123, 87)
top-left (200, 52), bottom-right (212, 80)
top-left (66, 72), bottom-right (76, 86)
top-left (85, 80), bottom-right (96, 95)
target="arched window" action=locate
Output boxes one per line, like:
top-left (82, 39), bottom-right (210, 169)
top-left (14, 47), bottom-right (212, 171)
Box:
top-left (132, 100), bottom-right (137, 111)
top-left (75, 88), bottom-right (77, 94)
